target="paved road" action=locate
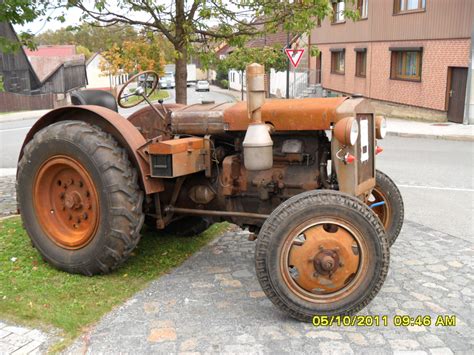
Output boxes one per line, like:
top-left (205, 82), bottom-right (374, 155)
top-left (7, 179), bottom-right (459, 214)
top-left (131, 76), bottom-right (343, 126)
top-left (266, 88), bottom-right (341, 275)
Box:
top-left (1, 97), bottom-right (473, 353)
top-left (0, 87), bottom-right (235, 170)
top-left (65, 221), bottom-right (473, 354)
top-left (377, 136), bottom-right (473, 242)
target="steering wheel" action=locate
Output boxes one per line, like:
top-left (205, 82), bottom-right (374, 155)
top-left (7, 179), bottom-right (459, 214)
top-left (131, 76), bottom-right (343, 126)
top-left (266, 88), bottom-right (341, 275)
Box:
top-left (117, 70), bottom-right (159, 109)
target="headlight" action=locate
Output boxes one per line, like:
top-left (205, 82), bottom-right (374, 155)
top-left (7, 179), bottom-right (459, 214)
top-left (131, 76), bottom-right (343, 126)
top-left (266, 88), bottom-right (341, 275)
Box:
top-left (349, 119), bottom-right (359, 145)
top-left (334, 117), bottom-right (359, 146)
top-left (375, 116), bottom-right (387, 139)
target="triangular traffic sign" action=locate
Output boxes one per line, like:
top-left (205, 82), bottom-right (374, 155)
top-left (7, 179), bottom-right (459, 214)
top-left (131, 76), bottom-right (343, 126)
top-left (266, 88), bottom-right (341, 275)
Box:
top-left (285, 48), bottom-right (305, 68)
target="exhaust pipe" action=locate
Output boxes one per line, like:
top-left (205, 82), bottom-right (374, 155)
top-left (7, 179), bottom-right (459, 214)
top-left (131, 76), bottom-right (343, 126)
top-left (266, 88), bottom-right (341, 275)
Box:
top-left (242, 63), bottom-right (273, 171)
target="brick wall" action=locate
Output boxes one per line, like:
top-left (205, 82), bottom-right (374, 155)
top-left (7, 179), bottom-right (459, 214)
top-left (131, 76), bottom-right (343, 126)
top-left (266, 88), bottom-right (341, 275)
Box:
top-left (318, 39), bottom-right (470, 111)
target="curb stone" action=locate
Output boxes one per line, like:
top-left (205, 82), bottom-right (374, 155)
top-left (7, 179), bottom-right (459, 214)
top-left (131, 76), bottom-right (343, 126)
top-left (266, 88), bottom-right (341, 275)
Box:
top-left (387, 131), bottom-right (474, 142)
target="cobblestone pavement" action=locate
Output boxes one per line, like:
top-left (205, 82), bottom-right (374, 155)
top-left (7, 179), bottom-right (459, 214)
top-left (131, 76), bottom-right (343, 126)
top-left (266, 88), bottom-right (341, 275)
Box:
top-left (0, 321), bottom-right (56, 354)
top-left (65, 221), bottom-right (473, 354)
top-left (0, 176), bottom-right (16, 216)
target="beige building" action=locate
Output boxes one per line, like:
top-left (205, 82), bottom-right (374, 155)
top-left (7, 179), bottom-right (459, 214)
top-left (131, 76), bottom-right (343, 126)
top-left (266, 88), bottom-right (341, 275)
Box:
top-left (86, 53), bottom-right (128, 91)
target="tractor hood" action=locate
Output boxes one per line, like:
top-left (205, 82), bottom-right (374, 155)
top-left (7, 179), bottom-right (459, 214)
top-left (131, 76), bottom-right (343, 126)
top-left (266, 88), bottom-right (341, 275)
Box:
top-left (224, 97), bottom-right (347, 131)
top-left (171, 97), bottom-right (349, 133)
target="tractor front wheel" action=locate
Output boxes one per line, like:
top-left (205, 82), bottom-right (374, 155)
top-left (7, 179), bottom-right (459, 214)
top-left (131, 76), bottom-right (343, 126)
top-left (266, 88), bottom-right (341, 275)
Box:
top-left (255, 190), bottom-right (389, 321)
top-left (369, 170), bottom-right (404, 246)
top-left (17, 121), bottom-right (144, 275)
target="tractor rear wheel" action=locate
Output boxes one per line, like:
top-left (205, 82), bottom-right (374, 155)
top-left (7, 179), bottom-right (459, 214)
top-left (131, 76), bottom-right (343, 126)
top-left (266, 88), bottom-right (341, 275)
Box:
top-left (17, 121), bottom-right (144, 275)
top-left (255, 190), bottom-right (389, 321)
top-left (369, 170), bottom-right (404, 246)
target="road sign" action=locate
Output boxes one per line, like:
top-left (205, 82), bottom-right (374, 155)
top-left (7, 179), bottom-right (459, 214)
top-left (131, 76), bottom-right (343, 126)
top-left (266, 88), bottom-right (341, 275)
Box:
top-left (285, 48), bottom-right (305, 68)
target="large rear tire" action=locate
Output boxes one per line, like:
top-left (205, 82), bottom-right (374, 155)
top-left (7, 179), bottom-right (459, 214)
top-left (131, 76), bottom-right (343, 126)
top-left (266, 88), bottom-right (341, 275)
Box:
top-left (255, 190), bottom-right (389, 322)
top-left (17, 121), bottom-right (144, 275)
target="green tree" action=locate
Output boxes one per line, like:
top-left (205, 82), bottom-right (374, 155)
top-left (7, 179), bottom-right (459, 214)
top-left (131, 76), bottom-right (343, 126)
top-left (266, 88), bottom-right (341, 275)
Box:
top-left (218, 45), bottom-right (288, 95)
top-left (76, 44), bottom-right (92, 59)
top-left (69, 0), bottom-right (359, 104)
top-left (35, 23), bottom-right (139, 52)
top-left (2, 0), bottom-right (359, 103)
top-left (34, 23), bottom-right (176, 62)
top-left (219, 45), bottom-right (287, 73)
top-left (0, 74), bottom-right (4, 92)
top-left (99, 37), bottom-right (165, 77)
top-left (0, 0), bottom-right (50, 51)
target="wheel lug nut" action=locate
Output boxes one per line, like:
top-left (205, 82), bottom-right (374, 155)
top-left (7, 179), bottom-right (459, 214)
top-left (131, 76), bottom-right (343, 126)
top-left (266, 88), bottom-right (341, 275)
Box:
top-left (79, 181), bottom-right (83, 188)
top-left (59, 192), bottom-right (65, 199)
top-left (83, 213), bottom-right (88, 220)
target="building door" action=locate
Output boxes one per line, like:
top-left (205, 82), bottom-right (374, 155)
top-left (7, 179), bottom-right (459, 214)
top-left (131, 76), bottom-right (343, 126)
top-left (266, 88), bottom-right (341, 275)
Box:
top-left (447, 67), bottom-right (468, 123)
top-left (316, 52), bottom-right (322, 84)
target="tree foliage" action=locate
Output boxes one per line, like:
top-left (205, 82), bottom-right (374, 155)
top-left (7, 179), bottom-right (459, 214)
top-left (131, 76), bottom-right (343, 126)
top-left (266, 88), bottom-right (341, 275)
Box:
top-left (2, 0), bottom-right (359, 103)
top-left (67, 0), bottom-right (359, 104)
top-left (75, 44), bottom-right (91, 59)
top-left (0, 0), bottom-right (50, 51)
top-left (99, 37), bottom-right (166, 77)
top-left (35, 23), bottom-right (138, 52)
top-left (218, 45), bottom-right (287, 73)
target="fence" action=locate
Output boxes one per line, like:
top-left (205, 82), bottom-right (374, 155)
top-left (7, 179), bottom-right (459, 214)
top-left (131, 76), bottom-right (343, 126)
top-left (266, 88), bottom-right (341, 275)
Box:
top-left (268, 68), bottom-right (321, 99)
top-left (0, 92), bottom-right (55, 113)
top-left (289, 68), bottom-right (321, 98)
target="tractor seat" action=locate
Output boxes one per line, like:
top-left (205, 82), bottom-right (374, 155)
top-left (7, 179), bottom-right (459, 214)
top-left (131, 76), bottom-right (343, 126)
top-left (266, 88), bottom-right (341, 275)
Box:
top-left (71, 90), bottom-right (118, 112)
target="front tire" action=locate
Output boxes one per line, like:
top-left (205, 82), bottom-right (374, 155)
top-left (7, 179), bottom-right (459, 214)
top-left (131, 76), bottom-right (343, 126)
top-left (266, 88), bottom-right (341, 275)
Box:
top-left (17, 121), bottom-right (144, 275)
top-left (370, 170), bottom-right (404, 246)
top-left (255, 190), bottom-right (389, 322)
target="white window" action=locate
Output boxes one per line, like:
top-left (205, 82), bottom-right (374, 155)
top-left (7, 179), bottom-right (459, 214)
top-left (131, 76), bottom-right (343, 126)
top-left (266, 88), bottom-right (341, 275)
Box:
top-left (359, 0), bottom-right (368, 18)
top-left (395, 0), bottom-right (425, 13)
top-left (335, 1), bottom-right (345, 22)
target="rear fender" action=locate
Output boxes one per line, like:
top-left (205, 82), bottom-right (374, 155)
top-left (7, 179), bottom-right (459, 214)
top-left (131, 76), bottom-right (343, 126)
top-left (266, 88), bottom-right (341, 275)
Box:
top-left (19, 105), bottom-right (164, 194)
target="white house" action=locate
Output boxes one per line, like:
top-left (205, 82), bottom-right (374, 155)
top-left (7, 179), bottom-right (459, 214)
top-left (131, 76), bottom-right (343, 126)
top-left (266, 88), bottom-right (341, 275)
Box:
top-left (86, 53), bottom-right (129, 90)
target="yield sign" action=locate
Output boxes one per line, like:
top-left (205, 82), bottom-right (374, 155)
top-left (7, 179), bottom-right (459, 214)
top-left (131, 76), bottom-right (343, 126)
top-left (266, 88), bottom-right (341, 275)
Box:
top-left (285, 48), bottom-right (305, 68)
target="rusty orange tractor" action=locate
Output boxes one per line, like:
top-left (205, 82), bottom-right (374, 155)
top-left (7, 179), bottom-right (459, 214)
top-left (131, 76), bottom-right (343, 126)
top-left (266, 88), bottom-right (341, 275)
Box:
top-left (17, 64), bottom-right (403, 321)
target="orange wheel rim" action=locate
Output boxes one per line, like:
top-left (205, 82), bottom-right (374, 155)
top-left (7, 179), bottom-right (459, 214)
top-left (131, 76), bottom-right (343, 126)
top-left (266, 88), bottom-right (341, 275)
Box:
top-left (280, 218), bottom-right (369, 303)
top-left (371, 187), bottom-right (391, 230)
top-left (33, 156), bottom-right (100, 249)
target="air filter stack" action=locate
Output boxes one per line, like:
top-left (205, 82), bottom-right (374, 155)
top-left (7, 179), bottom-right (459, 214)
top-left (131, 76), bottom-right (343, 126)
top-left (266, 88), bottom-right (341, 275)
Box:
top-left (242, 63), bottom-right (273, 171)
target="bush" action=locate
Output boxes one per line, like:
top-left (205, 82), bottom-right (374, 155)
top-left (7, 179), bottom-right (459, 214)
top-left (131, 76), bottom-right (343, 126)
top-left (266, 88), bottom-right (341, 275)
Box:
top-left (220, 79), bottom-right (229, 89)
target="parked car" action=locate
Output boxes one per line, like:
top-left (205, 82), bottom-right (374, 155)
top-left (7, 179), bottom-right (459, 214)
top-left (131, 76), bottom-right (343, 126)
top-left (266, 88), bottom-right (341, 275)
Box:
top-left (159, 72), bottom-right (175, 89)
top-left (195, 80), bottom-right (210, 92)
top-left (138, 74), bottom-right (155, 88)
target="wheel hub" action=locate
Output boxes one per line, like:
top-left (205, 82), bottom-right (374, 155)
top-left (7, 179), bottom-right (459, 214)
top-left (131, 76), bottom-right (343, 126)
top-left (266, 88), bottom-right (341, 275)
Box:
top-left (282, 221), bottom-right (363, 298)
top-left (33, 156), bottom-right (99, 249)
top-left (64, 191), bottom-right (83, 210)
top-left (314, 249), bottom-right (340, 275)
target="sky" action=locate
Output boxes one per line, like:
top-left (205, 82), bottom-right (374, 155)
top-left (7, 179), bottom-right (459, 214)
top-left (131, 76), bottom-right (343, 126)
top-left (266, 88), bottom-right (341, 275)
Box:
top-left (15, 7), bottom-right (83, 35)
top-left (14, 1), bottom-right (246, 36)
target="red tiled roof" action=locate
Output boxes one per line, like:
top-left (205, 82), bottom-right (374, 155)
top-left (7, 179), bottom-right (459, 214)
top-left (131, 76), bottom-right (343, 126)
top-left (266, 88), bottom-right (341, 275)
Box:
top-left (24, 45), bottom-right (77, 57)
